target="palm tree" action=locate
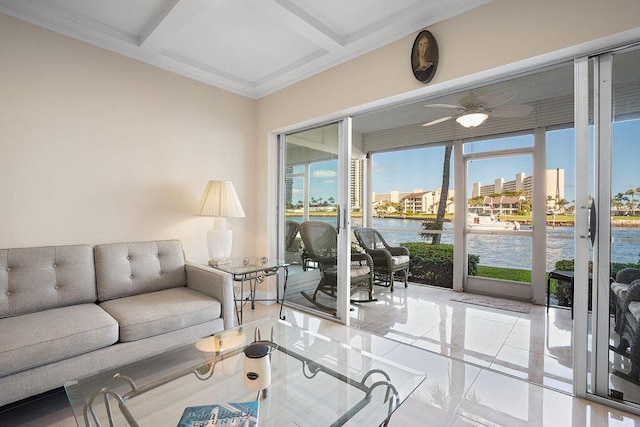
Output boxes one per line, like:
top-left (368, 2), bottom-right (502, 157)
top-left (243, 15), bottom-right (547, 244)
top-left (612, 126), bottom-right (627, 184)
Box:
top-left (430, 144), bottom-right (452, 245)
top-left (613, 193), bottom-right (627, 215)
top-left (546, 195), bottom-right (554, 213)
top-left (626, 189), bottom-right (636, 214)
top-left (556, 198), bottom-right (568, 214)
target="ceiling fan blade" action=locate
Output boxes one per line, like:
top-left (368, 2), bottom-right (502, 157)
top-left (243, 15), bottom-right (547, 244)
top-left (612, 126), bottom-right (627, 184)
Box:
top-left (422, 116), bottom-right (454, 126)
top-left (476, 90), bottom-right (514, 108)
top-left (489, 104), bottom-right (534, 118)
top-left (425, 103), bottom-right (465, 110)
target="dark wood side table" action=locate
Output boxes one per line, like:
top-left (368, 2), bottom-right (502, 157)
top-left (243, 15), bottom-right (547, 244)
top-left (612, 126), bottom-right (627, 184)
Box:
top-left (546, 270), bottom-right (592, 318)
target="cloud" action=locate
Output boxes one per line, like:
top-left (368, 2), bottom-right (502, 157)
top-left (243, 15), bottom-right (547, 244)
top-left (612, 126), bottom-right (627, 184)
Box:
top-left (313, 170), bottom-right (337, 178)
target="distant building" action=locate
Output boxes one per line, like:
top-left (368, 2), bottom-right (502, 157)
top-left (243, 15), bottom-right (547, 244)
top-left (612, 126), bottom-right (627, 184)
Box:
top-left (351, 159), bottom-right (364, 209)
top-left (472, 169), bottom-right (564, 202)
top-left (470, 195), bottom-right (523, 215)
top-left (372, 190), bottom-right (413, 203)
top-left (400, 188), bottom-right (455, 214)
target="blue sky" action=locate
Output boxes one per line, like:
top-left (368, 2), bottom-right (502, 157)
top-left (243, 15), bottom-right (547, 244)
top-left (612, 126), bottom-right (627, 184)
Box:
top-left (299, 120), bottom-right (639, 204)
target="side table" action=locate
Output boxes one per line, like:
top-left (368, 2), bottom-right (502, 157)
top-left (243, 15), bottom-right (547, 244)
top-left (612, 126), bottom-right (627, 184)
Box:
top-left (546, 270), bottom-right (592, 319)
top-left (209, 257), bottom-right (289, 324)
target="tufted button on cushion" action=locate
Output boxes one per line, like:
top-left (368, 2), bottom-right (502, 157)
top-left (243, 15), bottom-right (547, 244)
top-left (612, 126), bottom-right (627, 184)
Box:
top-left (126, 256), bottom-right (130, 260)
top-left (55, 285), bottom-right (60, 290)
top-left (53, 264), bottom-right (57, 268)
top-left (6, 267), bottom-right (11, 272)
top-left (129, 275), bottom-right (134, 279)
top-left (6, 291), bottom-right (11, 296)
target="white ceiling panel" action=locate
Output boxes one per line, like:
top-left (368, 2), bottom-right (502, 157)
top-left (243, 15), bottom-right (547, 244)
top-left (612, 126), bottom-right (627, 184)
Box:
top-left (293, 0), bottom-right (428, 39)
top-left (45, 0), bottom-right (175, 38)
top-left (162, 3), bottom-right (322, 83)
top-left (0, 0), bottom-right (493, 98)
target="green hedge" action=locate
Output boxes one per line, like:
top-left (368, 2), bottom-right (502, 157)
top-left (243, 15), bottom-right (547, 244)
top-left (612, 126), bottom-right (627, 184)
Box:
top-left (400, 242), bottom-right (479, 288)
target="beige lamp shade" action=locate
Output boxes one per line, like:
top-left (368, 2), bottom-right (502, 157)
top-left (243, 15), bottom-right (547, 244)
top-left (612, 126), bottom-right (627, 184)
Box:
top-left (194, 180), bottom-right (245, 218)
top-left (194, 180), bottom-right (245, 264)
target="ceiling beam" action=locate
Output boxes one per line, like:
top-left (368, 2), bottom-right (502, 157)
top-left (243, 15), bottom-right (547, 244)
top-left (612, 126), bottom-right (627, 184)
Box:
top-left (139, 0), bottom-right (205, 52)
top-left (248, 0), bottom-right (343, 52)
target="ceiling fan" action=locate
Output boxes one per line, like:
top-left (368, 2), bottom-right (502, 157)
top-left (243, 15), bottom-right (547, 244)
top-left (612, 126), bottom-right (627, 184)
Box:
top-left (422, 90), bottom-right (534, 128)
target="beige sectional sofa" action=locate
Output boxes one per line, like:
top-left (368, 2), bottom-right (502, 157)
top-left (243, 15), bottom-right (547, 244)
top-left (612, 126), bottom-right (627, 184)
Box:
top-left (0, 239), bottom-right (235, 407)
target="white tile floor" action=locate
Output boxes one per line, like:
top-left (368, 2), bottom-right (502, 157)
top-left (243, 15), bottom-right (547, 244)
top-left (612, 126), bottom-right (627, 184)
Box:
top-left (1, 283), bottom-right (640, 426)
top-left (276, 283), bottom-right (640, 426)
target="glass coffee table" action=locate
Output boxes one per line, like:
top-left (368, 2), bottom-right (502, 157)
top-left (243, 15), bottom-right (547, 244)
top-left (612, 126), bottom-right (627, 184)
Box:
top-left (65, 317), bottom-right (425, 426)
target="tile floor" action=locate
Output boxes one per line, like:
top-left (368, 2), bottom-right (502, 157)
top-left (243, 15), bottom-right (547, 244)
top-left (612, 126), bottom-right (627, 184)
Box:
top-left (1, 283), bottom-right (639, 426)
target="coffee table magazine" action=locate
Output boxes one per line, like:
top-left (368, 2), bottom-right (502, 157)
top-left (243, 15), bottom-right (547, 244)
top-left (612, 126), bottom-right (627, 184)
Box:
top-left (177, 401), bottom-right (259, 426)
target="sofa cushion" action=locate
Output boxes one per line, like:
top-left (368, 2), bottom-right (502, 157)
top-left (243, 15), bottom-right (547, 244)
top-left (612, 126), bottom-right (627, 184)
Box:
top-left (0, 245), bottom-right (96, 318)
top-left (99, 287), bottom-right (221, 342)
top-left (95, 240), bottom-right (187, 301)
top-left (0, 304), bottom-right (118, 377)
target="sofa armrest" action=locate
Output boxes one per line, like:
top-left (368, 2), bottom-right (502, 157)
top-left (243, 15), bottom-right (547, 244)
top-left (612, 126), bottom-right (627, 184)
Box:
top-left (185, 261), bottom-right (235, 329)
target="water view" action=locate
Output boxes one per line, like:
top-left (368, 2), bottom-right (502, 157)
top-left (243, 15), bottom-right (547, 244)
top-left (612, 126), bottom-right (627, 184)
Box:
top-left (289, 216), bottom-right (640, 271)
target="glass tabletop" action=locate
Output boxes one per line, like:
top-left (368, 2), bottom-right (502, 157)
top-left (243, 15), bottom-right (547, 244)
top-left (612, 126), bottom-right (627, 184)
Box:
top-left (209, 257), bottom-right (290, 275)
top-left (65, 317), bottom-right (425, 426)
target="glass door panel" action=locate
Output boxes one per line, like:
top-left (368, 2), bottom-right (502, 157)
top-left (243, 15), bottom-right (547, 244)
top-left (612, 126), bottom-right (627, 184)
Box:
top-left (464, 136), bottom-right (535, 300)
top-left (604, 47), bottom-right (640, 405)
top-left (545, 128), bottom-right (577, 310)
top-left (280, 122), bottom-right (343, 320)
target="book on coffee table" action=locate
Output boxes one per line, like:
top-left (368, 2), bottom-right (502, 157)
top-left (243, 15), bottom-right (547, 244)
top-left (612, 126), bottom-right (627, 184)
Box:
top-left (177, 401), bottom-right (259, 427)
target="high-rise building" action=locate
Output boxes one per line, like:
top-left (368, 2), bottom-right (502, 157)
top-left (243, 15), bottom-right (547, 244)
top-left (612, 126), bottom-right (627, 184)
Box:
top-left (472, 169), bottom-right (563, 201)
top-left (350, 159), bottom-right (364, 209)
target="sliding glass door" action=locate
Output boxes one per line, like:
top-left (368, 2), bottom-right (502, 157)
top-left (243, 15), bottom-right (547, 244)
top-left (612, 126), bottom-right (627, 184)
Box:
top-left (278, 119), bottom-right (353, 323)
top-left (577, 46), bottom-right (640, 409)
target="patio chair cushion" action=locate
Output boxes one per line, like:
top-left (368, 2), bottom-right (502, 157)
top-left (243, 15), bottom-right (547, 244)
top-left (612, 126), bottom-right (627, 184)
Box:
top-left (392, 255), bottom-right (410, 265)
top-left (629, 301), bottom-right (640, 323)
top-left (612, 281), bottom-right (630, 301)
top-left (324, 264), bottom-right (371, 278)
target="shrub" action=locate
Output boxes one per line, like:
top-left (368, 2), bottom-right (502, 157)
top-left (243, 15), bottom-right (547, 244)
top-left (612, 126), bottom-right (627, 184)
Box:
top-left (400, 242), bottom-right (479, 288)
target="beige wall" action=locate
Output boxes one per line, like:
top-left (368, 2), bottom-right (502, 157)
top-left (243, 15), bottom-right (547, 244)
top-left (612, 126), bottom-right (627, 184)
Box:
top-left (2, 0), bottom-right (640, 264)
top-left (0, 13), bottom-right (256, 263)
top-left (255, 0), bottom-right (640, 254)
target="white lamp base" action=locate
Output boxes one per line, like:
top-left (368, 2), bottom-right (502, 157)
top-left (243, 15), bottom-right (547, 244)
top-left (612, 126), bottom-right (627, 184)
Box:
top-left (207, 218), bottom-right (233, 265)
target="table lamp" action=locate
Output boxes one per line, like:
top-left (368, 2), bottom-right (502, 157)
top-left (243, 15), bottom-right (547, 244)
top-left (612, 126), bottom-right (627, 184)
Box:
top-left (194, 180), bottom-right (245, 266)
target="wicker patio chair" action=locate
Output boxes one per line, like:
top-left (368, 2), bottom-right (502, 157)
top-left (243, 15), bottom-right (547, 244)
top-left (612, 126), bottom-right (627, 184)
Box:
top-left (353, 227), bottom-right (410, 292)
top-left (299, 221), bottom-right (375, 313)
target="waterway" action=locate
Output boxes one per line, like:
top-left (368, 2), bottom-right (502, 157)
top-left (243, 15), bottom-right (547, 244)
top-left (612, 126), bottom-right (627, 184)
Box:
top-left (290, 216), bottom-right (640, 271)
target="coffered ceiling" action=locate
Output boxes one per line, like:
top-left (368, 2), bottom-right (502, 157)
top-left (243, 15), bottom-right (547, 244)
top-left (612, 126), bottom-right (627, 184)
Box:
top-left (0, 0), bottom-right (491, 99)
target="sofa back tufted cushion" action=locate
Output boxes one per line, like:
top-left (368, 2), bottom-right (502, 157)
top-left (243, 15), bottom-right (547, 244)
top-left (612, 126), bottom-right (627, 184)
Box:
top-left (0, 245), bottom-right (96, 318)
top-left (95, 240), bottom-right (187, 301)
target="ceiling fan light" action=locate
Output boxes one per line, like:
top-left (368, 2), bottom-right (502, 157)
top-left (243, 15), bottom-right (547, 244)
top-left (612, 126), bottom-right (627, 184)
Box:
top-left (456, 112), bottom-right (489, 128)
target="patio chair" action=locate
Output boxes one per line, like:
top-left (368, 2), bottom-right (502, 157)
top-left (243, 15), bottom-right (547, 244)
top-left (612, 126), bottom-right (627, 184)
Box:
top-left (284, 220), bottom-right (301, 265)
top-left (299, 221), bottom-right (375, 313)
top-left (610, 268), bottom-right (640, 381)
top-left (353, 227), bottom-right (410, 292)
